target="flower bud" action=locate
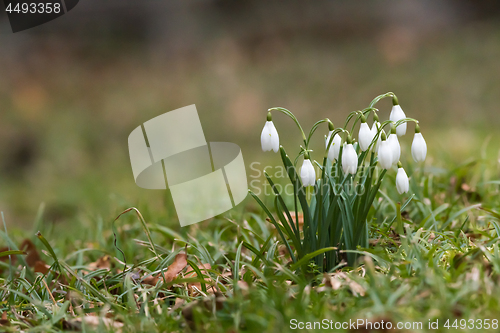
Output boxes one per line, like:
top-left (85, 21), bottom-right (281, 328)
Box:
top-left (396, 163), bottom-right (410, 194)
top-left (358, 116), bottom-right (372, 152)
top-left (261, 118), bottom-right (279, 152)
top-left (326, 131), bottom-right (342, 161)
top-left (377, 133), bottom-right (393, 170)
top-left (390, 103), bottom-right (407, 136)
top-left (411, 124), bottom-right (427, 162)
top-left (342, 143), bottom-right (358, 175)
top-left (387, 125), bottom-right (401, 165)
top-left (300, 157), bottom-right (316, 187)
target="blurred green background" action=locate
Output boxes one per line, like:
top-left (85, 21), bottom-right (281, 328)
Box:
top-left (0, 0), bottom-right (499, 228)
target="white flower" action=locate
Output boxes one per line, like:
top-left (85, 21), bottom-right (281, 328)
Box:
top-left (300, 158), bottom-right (316, 187)
top-left (411, 126), bottom-right (427, 162)
top-left (358, 122), bottom-right (372, 152)
top-left (326, 131), bottom-right (342, 161)
top-left (387, 131), bottom-right (401, 165)
top-left (377, 135), bottom-right (393, 170)
top-left (390, 104), bottom-right (407, 136)
top-left (396, 166), bottom-right (410, 194)
top-left (342, 143), bottom-right (358, 175)
top-left (372, 122), bottom-right (382, 153)
top-left (261, 120), bottom-right (279, 152)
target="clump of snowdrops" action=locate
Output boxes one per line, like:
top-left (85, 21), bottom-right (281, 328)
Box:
top-left (251, 92), bottom-right (427, 271)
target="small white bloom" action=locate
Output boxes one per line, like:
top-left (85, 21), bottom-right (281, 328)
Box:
top-left (396, 166), bottom-right (410, 194)
top-left (372, 123), bottom-right (382, 153)
top-left (377, 138), bottom-right (393, 170)
top-left (300, 158), bottom-right (316, 187)
top-left (358, 122), bottom-right (372, 152)
top-left (342, 143), bottom-right (358, 175)
top-left (326, 131), bottom-right (342, 161)
top-left (387, 133), bottom-right (401, 165)
top-left (411, 132), bottom-right (427, 162)
top-left (261, 120), bottom-right (279, 152)
top-left (390, 104), bottom-right (407, 136)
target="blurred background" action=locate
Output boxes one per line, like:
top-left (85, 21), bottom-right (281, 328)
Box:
top-left (1, 0), bottom-right (500, 228)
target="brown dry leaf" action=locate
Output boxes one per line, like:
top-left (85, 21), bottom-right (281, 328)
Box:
top-left (163, 253), bottom-right (188, 283)
top-left (324, 274), bottom-right (342, 290)
top-left (236, 280), bottom-right (249, 295)
top-left (19, 239), bottom-right (43, 267)
top-left (34, 261), bottom-right (50, 275)
top-left (73, 316), bottom-right (124, 332)
top-left (186, 263), bottom-right (212, 295)
top-left (286, 212), bottom-right (304, 228)
top-left (143, 252), bottom-right (188, 286)
top-left (348, 280), bottom-right (366, 297)
top-left (88, 255), bottom-right (111, 271)
top-left (0, 311), bottom-right (9, 326)
top-left (317, 274), bottom-right (343, 292)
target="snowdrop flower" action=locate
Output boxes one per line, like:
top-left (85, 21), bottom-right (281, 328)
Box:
top-left (342, 135), bottom-right (358, 175)
top-left (326, 127), bottom-right (342, 162)
top-left (358, 115), bottom-right (372, 152)
top-left (377, 132), bottom-right (393, 170)
top-left (387, 125), bottom-right (401, 166)
top-left (396, 162), bottom-right (410, 194)
top-left (411, 124), bottom-right (427, 162)
top-left (300, 154), bottom-right (316, 187)
top-left (261, 112), bottom-right (279, 152)
top-left (390, 97), bottom-right (407, 136)
top-left (372, 121), bottom-right (382, 153)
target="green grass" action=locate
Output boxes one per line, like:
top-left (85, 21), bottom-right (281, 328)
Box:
top-left (1, 142), bottom-right (500, 332)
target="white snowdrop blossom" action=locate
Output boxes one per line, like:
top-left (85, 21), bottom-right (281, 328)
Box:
top-left (387, 128), bottom-right (401, 166)
top-left (377, 134), bottom-right (393, 170)
top-left (372, 123), bottom-right (382, 153)
top-left (358, 119), bottom-right (372, 152)
top-left (326, 131), bottom-right (342, 161)
top-left (390, 104), bottom-right (407, 136)
top-left (261, 118), bottom-right (279, 153)
top-left (342, 141), bottom-right (358, 175)
top-left (396, 164), bottom-right (410, 194)
top-left (411, 125), bottom-right (427, 162)
top-left (300, 158), bottom-right (316, 187)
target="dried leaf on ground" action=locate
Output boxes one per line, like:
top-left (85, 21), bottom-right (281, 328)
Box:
top-left (72, 316), bottom-right (124, 332)
top-left (185, 263), bottom-right (212, 294)
top-left (88, 255), bottom-right (112, 270)
top-left (0, 312), bottom-right (10, 326)
top-left (20, 239), bottom-right (43, 267)
top-left (34, 261), bottom-right (50, 275)
top-left (143, 252), bottom-right (188, 286)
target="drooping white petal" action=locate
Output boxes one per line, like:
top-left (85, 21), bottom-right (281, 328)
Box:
top-left (378, 140), bottom-right (393, 170)
top-left (411, 132), bottom-right (427, 162)
top-left (326, 132), bottom-right (342, 161)
top-left (300, 159), bottom-right (316, 187)
top-left (390, 105), bottom-right (407, 136)
top-left (342, 144), bottom-right (358, 175)
top-left (269, 122), bottom-right (280, 152)
top-left (387, 133), bottom-right (401, 165)
top-left (260, 121), bottom-right (279, 152)
top-left (396, 167), bottom-right (410, 194)
top-left (373, 127), bottom-right (384, 154)
top-left (358, 123), bottom-right (372, 151)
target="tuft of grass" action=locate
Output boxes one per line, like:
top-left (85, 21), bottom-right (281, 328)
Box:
top-left (0, 142), bottom-right (500, 332)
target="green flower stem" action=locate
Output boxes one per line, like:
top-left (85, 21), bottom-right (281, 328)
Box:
top-left (306, 118), bottom-right (331, 149)
top-left (268, 107), bottom-right (307, 146)
top-left (343, 107), bottom-right (377, 132)
top-left (348, 108), bottom-right (378, 134)
top-left (368, 92), bottom-right (397, 108)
